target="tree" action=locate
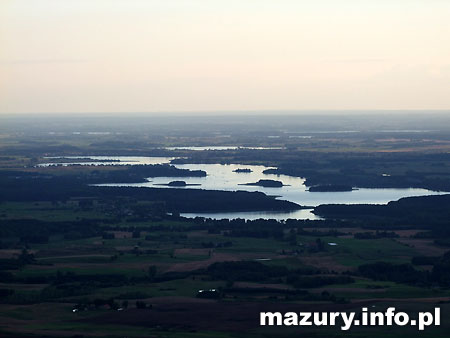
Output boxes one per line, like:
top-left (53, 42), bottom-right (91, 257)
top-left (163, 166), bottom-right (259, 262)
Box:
top-left (148, 265), bottom-right (157, 281)
top-left (18, 248), bottom-right (35, 265)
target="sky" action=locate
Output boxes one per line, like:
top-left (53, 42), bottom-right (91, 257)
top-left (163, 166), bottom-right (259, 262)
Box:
top-left (0, 0), bottom-right (449, 114)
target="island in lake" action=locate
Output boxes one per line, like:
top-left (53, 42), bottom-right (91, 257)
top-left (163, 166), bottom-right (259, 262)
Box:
top-left (308, 184), bottom-right (355, 192)
top-left (233, 168), bottom-right (253, 173)
top-left (262, 168), bottom-right (278, 175)
top-left (239, 179), bottom-right (284, 187)
top-left (157, 180), bottom-right (201, 187)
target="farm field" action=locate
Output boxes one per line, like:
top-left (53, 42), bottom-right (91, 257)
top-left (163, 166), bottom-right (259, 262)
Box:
top-left (1, 114), bottom-right (450, 337)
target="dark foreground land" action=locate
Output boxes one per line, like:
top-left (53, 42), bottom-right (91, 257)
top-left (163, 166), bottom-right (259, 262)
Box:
top-left (0, 113), bottom-right (450, 338)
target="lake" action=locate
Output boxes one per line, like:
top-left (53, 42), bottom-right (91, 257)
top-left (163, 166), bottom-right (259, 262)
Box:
top-left (101, 163), bottom-right (442, 219)
top-left (51, 156), bottom-right (445, 220)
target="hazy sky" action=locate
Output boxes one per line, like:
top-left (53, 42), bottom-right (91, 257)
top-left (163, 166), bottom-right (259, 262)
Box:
top-left (1, 0), bottom-right (449, 114)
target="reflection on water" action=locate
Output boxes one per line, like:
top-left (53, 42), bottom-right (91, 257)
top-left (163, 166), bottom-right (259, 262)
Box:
top-left (39, 156), bottom-right (445, 220)
top-left (124, 163), bottom-right (442, 207)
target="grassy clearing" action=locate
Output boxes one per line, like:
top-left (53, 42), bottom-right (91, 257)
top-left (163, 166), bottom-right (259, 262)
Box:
top-left (306, 236), bottom-right (418, 266)
top-left (0, 201), bottom-right (110, 221)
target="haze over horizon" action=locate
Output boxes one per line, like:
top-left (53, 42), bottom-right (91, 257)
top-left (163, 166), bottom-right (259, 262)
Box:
top-left (1, 0), bottom-right (449, 115)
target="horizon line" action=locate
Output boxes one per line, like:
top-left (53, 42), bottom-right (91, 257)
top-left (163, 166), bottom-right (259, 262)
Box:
top-left (1, 109), bottom-right (450, 118)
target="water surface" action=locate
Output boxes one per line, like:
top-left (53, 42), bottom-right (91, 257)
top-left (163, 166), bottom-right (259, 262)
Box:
top-left (39, 156), bottom-right (444, 220)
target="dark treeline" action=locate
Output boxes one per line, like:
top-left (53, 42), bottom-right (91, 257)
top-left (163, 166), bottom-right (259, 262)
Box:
top-left (283, 152), bottom-right (450, 191)
top-left (357, 262), bottom-right (428, 285)
top-left (356, 251), bottom-right (450, 287)
top-left (93, 187), bottom-right (300, 212)
top-left (0, 172), bottom-right (300, 212)
top-left (314, 194), bottom-right (450, 234)
top-left (0, 219), bottom-right (102, 242)
top-left (206, 261), bottom-right (289, 282)
top-left (353, 231), bottom-right (399, 239)
top-left (1, 164), bottom-right (205, 184)
top-left (203, 261), bottom-right (352, 289)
